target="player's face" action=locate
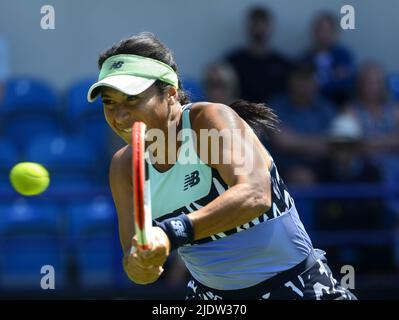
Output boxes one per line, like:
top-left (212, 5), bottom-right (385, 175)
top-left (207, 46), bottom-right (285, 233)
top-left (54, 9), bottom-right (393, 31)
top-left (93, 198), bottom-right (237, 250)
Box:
top-left (101, 85), bottom-right (167, 144)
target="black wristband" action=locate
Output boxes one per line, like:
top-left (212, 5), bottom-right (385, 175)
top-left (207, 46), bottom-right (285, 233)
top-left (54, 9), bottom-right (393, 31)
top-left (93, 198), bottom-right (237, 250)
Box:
top-left (155, 214), bottom-right (194, 251)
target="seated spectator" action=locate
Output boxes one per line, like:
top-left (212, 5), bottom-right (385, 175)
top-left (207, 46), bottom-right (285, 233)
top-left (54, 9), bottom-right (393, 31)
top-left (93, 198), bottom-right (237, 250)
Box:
top-left (301, 11), bottom-right (356, 106)
top-left (203, 62), bottom-right (240, 105)
top-left (349, 61), bottom-right (399, 222)
top-left (270, 64), bottom-right (336, 184)
top-left (319, 112), bottom-right (382, 185)
top-left (225, 6), bottom-right (291, 103)
top-left (316, 113), bottom-right (390, 272)
top-left (350, 62), bottom-right (399, 158)
top-left (317, 113), bottom-right (385, 229)
top-left (203, 62), bottom-right (275, 146)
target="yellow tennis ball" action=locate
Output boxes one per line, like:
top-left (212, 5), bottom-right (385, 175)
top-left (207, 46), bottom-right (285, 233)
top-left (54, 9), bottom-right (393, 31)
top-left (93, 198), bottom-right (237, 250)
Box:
top-left (9, 162), bottom-right (50, 196)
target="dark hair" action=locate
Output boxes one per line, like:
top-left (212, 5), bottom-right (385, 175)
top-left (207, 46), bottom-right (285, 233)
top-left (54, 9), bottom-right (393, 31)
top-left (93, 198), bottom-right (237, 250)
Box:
top-left (99, 32), bottom-right (279, 136)
top-left (229, 100), bottom-right (280, 137)
top-left (98, 32), bottom-right (190, 104)
top-left (248, 6), bottom-right (272, 23)
top-left (313, 11), bottom-right (338, 30)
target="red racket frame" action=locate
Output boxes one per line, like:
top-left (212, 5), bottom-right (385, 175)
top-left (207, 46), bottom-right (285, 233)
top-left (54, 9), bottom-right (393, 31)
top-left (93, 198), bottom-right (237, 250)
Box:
top-left (132, 121), bottom-right (151, 250)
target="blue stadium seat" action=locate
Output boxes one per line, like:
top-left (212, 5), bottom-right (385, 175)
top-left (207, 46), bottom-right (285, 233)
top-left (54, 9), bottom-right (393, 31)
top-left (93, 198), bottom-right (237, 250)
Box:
top-left (1, 78), bottom-right (60, 151)
top-left (0, 138), bottom-right (19, 191)
top-left (25, 134), bottom-right (100, 188)
top-left (3, 116), bottom-right (59, 152)
top-left (66, 77), bottom-right (102, 122)
top-left (0, 138), bottom-right (19, 170)
top-left (0, 199), bottom-right (66, 289)
top-left (2, 77), bottom-right (58, 112)
top-left (0, 177), bottom-right (10, 191)
top-left (66, 196), bottom-right (119, 288)
top-left (76, 116), bottom-right (115, 163)
top-left (388, 73), bottom-right (399, 101)
top-left (65, 77), bottom-right (113, 166)
top-left (181, 77), bottom-right (204, 102)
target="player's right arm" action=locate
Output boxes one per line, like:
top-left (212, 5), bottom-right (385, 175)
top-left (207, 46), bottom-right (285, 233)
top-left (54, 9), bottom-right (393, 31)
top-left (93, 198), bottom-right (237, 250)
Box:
top-left (109, 145), bottom-right (134, 254)
top-left (109, 145), bottom-right (163, 285)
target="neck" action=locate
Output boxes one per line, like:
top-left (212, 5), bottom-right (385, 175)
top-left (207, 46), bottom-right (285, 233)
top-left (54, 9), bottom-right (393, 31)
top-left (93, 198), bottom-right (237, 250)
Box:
top-left (249, 42), bottom-right (269, 56)
top-left (314, 42), bottom-right (332, 52)
top-left (149, 103), bottom-right (183, 169)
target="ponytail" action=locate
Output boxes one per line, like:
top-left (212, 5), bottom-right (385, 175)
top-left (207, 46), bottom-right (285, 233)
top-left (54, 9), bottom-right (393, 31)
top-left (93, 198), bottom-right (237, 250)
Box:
top-left (229, 99), bottom-right (280, 137)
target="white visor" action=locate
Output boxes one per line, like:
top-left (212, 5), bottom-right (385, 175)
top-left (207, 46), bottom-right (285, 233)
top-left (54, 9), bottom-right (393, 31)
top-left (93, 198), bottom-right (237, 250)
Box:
top-left (87, 75), bottom-right (156, 102)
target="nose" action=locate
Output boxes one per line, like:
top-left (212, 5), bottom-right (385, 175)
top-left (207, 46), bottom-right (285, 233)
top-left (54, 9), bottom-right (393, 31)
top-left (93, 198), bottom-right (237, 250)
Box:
top-left (114, 106), bottom-right (130, 125)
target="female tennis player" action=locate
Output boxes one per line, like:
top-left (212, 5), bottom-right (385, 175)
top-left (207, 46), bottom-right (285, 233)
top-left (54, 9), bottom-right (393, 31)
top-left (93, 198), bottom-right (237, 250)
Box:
top-left (87, 32), bottom-right (357, 300)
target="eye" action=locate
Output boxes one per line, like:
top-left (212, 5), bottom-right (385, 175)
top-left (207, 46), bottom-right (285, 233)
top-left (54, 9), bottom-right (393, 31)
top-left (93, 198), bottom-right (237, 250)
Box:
top-left (102, 100), bottom-right (116, 111)
top-left (126, 95), bottom-right (139, 102)
top-left (102, 98), bottom-right (115, 105)
top-left (102, 98), bottom-right (114, 104)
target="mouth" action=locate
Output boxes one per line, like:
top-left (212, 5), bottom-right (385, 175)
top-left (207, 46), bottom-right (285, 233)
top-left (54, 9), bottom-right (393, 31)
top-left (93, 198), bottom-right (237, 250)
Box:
top-left (114, 124), bottom-right (133, 133)
top-left (121, 127), bottom-right (132, 133)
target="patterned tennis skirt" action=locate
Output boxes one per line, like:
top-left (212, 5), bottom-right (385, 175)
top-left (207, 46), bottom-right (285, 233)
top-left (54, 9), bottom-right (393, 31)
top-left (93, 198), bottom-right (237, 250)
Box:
top-left (185, 249), bottom-right (357, 300)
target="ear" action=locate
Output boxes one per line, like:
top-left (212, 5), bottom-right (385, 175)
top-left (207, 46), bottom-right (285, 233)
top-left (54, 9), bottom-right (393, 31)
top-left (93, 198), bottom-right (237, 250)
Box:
top-left (167, 86), bottom-right (178, 105)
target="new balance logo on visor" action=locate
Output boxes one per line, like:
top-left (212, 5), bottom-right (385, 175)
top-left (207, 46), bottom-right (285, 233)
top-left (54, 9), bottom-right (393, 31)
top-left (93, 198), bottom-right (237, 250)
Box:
top-left (110, 61), bottom-right (124, 69)
top-left (184, 171), bottom-right (200, 190)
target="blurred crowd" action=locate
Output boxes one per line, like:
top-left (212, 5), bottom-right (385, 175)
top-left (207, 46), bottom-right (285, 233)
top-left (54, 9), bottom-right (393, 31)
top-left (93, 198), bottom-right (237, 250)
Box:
top-left (203, 7), bottom-right (399, 227)
top-left (201, 7), bottom-right (399, 288)
top-left (0, 6), bottom-right (398, 297)
top-left (205, 7), bottom-right (399, 188)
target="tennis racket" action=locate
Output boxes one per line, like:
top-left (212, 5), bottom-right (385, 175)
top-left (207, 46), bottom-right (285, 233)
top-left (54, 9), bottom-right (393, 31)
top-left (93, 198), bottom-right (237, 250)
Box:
top-left (132, 121), bottom-right (152, 251)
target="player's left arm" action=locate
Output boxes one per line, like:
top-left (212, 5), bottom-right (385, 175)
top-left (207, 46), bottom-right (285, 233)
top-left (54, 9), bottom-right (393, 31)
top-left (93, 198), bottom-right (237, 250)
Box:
top-left (188, 102), bottom-right (272, 241)
top-left (137, 102), bottom-right (272, 267)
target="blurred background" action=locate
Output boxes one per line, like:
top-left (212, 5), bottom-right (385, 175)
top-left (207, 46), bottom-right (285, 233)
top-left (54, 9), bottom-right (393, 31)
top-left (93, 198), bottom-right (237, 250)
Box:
top-left (0, 0), bottom-right (398, 299)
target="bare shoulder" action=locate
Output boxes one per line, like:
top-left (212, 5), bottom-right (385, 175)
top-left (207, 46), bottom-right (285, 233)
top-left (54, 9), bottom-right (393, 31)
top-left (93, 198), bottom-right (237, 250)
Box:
top-left (190, 102), bottom-right (235, 118)
top-left (110, 145), bottom-right (132, 179)
top-left (189, 102), bottom-right (240, 131)
top-left (189, 102), bottom-right (273, 169)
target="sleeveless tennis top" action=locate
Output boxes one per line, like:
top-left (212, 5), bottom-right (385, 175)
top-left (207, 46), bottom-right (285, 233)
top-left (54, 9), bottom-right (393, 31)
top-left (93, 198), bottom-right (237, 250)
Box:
top-left (149, 103), bottom-right (314, 290)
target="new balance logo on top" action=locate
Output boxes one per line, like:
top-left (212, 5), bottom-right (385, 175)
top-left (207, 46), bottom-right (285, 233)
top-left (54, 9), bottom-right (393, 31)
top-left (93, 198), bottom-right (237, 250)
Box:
top-left (110, 61), bottom-right (124, 69)
top-left (184, 170), bottom-right (200, 190)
